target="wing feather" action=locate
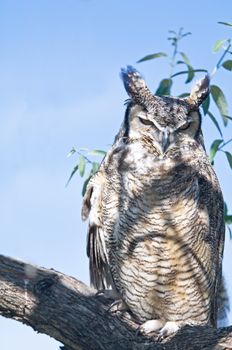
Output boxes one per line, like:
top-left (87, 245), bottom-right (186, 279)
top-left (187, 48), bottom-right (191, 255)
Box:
top-left (82, 171), bottom-right (112, 290)
top-left (198, 161), bottom-right (225, 325)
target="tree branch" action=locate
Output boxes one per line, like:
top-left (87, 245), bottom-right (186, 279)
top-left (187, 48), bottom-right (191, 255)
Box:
top-left (0, 254), bottom-right (232, 350)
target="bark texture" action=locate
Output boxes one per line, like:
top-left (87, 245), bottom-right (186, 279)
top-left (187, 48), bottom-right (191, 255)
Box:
top-left (0, 254), bottom-right (232, 350)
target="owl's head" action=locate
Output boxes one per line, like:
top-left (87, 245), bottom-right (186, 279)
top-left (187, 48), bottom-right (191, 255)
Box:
top-left (120, 66), bottom-right (210, 157)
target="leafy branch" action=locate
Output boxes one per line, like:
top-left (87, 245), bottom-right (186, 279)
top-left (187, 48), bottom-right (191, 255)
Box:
top-left (137, 25), bottom-right (232, 169)
top-left (68, 24), bottom-right (232, 228)
top-left (66, 148), bottom-right (106, 195)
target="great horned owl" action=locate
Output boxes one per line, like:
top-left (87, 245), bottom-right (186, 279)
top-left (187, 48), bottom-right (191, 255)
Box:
top-left (82, 66), bottom-right (225, 338)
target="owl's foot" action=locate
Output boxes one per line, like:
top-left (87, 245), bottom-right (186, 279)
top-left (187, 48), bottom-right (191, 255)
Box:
top-left (136, 320), bottom-right (180, 341)
top-left (136, 319), bottom-right (164, 336)
top-left (108, 299), bottom-right (128, 313)
top-left (96, 289), bottom-right (128, 313)
top-left (156, 321), bottom-right (180, 341)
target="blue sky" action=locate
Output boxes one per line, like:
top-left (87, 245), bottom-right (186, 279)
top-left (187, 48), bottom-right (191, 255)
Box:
top-left (0, 0), bottom-right (232, 348)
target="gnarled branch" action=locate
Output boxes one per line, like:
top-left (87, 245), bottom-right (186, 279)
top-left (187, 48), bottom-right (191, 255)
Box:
top-left (0, 254), bottom-right (232, 350)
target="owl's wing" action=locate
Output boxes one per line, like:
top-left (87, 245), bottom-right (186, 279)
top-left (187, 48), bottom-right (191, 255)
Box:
top-left (198, 162), bottom-right (225, 325)
top-left (82, 169), bottom-right (112, 290)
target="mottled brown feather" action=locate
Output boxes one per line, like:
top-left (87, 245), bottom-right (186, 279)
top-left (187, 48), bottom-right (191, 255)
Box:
top-left (82, 66), bottom-right (225, 331)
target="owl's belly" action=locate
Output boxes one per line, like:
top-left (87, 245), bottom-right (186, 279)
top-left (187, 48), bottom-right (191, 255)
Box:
top-left (111, 200), bottom-right (213, 324)
top-left (116, 231), bottom-right (212, 323)
top-left (106, 168), bottom-right (214, 324)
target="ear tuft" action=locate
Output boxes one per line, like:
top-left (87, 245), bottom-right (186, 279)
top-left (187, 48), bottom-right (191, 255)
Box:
top-left (120, 66), bottom-right (157, 110)
top-left (188, 75), bottom-right (210, 107)
top-left (120, 66), bottom-right (146, 98)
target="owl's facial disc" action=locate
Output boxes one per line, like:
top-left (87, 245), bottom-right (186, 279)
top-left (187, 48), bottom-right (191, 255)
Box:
top-left (140, 116), bottom-right (174, 154)
top-left (143, 115), bottom-right (174, 154)
top-left (127, 104), bottom-right (201, 156)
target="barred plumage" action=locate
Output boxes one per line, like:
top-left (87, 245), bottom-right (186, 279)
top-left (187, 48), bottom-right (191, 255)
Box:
top-left (82, 66), bottom-right (225, 338)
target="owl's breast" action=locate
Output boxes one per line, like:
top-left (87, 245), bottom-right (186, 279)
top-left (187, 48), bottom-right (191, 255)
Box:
top-left (104, 151), bottom-right (213, 323)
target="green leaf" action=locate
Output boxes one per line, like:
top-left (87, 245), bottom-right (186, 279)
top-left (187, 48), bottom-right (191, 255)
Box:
top-left (168, 30), bottom-right (177, 35)
top-left (67, 147), bottom-right (76, 158)
top-left (202, 96), bottom-right (210, 115)
top-left (155, 79), bottom-right (172, 96)
top-left (171, 69), bottom-right (207, 79)
top-left (79, 155), bottom-right (86, 177)
top-left (91, 161), bottom-right (100, 174)
top-left (81, 162), bottom-right (100, 196)
top-left (177, 52), bottom-right (194, 83)
top-left (66, 164), bottom-right (79, 187)
top-left (137, 52), bottom-right (167, 63)
top-left (225, 215), bottom-right (232, 225)
top-left (209, 139), bottom-right (223, 163)
top-left (207, 111), bottom-right (223, 137)
top-left (82, 175), bottom-right (91, 197)
top-left (223, 115), bottom-right (232, 121)
top-left (185, 65), bottom-right (195, 83)
top-left (180, 52), bottom-right (191, 66)
top-left (212, 39), bottom-right (227, 52)
top-left (222, 60), bottom-right (232, 71)
top-left (228, 225), bottom-right (232, 239)
top-left (210, 85), bottom-right (229, 126)
top-left (182, 32), bottom-right (191, 38)
top-left (178, 93), bottom-right (189, 98)
top-left (218, 21), bottom-right (232, 27)
top-left (225, 151), bottom-right (232, 169)
top-left (168, 37), bottom-right (177, 43)
top-left (89, 149), bottom-right (107, 156)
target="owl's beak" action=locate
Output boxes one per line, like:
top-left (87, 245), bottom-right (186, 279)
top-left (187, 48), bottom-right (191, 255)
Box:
top-left (159, 128), bottom-right (171, 153)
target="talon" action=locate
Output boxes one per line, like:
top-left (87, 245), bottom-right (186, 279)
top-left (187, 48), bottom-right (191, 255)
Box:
top-left (108, 300), bottom-right (120, 312)
top-left (108, 299), bottom-right (128, 313)
top-left (156, 334), bottom-right (164, 342)
top-left (95, 289), bottom-right (105, 297)
top-left (96, 289), bottom-right (120, 299)
top-left (157, 321), bottom-right (180, 340)
top-left (135, 326), bottom-right (142, 337)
